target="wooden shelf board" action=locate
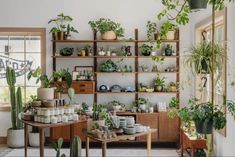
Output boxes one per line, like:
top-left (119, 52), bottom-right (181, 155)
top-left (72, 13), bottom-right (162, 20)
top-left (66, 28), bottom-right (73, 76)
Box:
top-left (138, 72), bottom-right (179, 74)
top-left (95, 92), bottom-right (137, 94)
top-left (96, 72), bottom-right (137, 74)
top-left (52, 39), bottom-right (179, 43)
top-left (138, 56), bottom-right (179, 58)
top-left (137, 39), bottom-right (179, 43)
top-left (95, 92), bottom-right (178, 94)
top-left (52, 56), bottom-right (95, 58)
top-left (95, 56), bottom-right (136, 58)
top-left (137, 92), bottom-right (178, 94)
top-left (52, 40), bottom-right (95, 43)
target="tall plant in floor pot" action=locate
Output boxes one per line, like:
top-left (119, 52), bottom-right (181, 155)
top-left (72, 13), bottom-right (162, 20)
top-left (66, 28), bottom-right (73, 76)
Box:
top-left (6, 67), bottom-right (24, 148)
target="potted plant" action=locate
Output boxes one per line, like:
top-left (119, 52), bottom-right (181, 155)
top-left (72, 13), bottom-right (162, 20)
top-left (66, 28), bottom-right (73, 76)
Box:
top-left (66, 24), bottom-right (79, 40)
top-left (88, 18), bottom-right (124, 40)
top-left (135, 98), bottom-right (148, 111)
top-left (188, 0), bottom-right (208, 10)
top-left (29, 127), bottom-right (41, 147)
top-left (100, 59), bottom-right (117, 72)
top-left (152, 56), bottom-right (165, 72)
top-left (140, 44), bottom-right (153, 56)
top-left (168, 82), bottom-right (178, 92)
top-left (6, 67), bottom-right (24, 148)
top-left (154, 74), bottom-right (166, 92)
top-left (109, 100), bottom-right (122, 111)
top-left (27, 67), bottom-right (54, 100)
top-left (185, 41), bottom-right (224, 74)
top-left (48, 13), bottom-right (78, 40)
top-left (59, 47), bottom-right (74, 56)
top-left (30, 95), bottom-right (41, 107)
top-left (191, 102), bottom-right (226, 134)
top-left (146, 21), bottom-right (159, 40)
top-left (63, 71), bottom-right (74, 105)
top-left (160, 21), bottom-right (177, 40)
top-left (87, 103), bottom-right (106, 132)
top-left (164, 44), bottom-right (174, 56)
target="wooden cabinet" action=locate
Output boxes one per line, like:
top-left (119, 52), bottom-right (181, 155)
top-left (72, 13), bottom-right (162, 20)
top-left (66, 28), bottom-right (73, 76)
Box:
top-left (136, 113), bottom-right (159, 142)
top-left (73, 81), bottom-right (95, 94)
top-left (158, 112), bottom-right (179, 142)
top-left (71, 121), bottom-right (87, 142)
top-left (50, 126), bottom-right (71, 141)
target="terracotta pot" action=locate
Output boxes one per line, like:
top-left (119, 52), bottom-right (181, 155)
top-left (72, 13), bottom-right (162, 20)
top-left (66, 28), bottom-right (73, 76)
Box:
top-left (37, 88), bottom-right (54, 100)
top-left (57, 32), bottom-right (65, 40)
top-left (166, 31), bottom-right (175, 40)
top-left (101, 31), bottom-right (117, 40)
top-left (7, 128), bottom-right (24, 148)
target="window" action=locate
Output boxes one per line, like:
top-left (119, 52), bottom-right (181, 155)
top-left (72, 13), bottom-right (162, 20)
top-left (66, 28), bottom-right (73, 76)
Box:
top-left (195, 9), bottom-right (227, 135)
top-left (0, 28), bottom-right (46, 111)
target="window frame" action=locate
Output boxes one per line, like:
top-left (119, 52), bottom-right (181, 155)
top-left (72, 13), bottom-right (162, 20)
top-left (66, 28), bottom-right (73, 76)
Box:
top-left (0, 27), bottom-right (46, 112)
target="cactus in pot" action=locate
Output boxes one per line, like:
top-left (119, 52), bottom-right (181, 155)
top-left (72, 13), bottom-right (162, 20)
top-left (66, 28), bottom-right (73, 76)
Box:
top-left (6, 67), bottom-right (23, 130)
top-left (64, 71), bottom-right (74, 105)
top-left (70, 136), bottom-right (82, 157)
top-left (6, 67), bottom-right (24, 148)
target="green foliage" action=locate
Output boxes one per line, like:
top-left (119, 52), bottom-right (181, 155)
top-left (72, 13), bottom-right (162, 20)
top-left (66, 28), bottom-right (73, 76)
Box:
top-left (88, 18), bottom-right (124, 37)
top-left (51, 138), bottom-right (66, 157)
top-left (81, 102), bottom-right (89, 111)
top-left (154, 74), bottom-right (166, 86)
top-left (6, 67), bottom-right (23, 130)
top-left (226, 100), bottom-right (235, 120)
top-left (146, 21), bottom-right (158, 40)
top-left (135, 98), bottom-right (148, 106)
top-left (27, 67), bottom-right (53, 88)
top-left (100, 59), bottom-right (118, 72)
top-left (185, 41), bottom-right (224, 75)
top-left (70, 136), bottom-right (82, 157)
top-left (48, 13), bottom-right (73, 33)
top-left (66, 24), bottom-right (79, 35)
top-left (140, 44), bottom-right (153, 56)
top-left (159, 21), bottom-right (177, 39)
top-left (169, 97), bottom-right (179, 108)
top-left (92, 103), bottom-right (105, 121)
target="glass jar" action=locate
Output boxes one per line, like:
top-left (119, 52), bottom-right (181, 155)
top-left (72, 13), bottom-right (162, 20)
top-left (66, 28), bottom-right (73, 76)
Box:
top-left (73, 114), bottom-right (79, 121)
top-left (44, 116), bottom-right (50, 124)
top-left (50, 116), bottom-right (57, 124)
top-left (62, 115), bottom-right (68, 123)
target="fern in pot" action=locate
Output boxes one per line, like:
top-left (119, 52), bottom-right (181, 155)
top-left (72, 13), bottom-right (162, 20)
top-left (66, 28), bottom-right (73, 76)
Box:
top-left (89, 18), bottom-right (124, 40)
top-left (27, 67), bottom-right (54, 100)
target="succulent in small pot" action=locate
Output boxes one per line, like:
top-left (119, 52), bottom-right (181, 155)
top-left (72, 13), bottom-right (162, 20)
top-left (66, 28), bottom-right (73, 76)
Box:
top-left (109, 100), bottom-right (122, 112)
top-left (30, 95), bottom-right (41, 107)
top-left (88, 18), bottom-right (124, 40)
top-left (154, 74), bottom-right (166, 92)
top-left (164, 44), bottom-right (174, 56)
top-left (160, 21), bottom-right (177, 40)
top-left (168, 82), bottom-right (178, 92)
top-left (135, 98), bottom-right (148, 112)
top-left (60, 47), bottom-right (74, 56)
top-left (65, 24), bottom-right (79, 40)
top-left (140, 44), bottom-right (153, 56)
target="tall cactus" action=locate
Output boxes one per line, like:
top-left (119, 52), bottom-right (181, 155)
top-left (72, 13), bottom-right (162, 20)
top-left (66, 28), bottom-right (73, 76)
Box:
top-left (16, 87), bottom-right (23, 129)
top-left (70, 136), bottom-right (82, 157)
top-left (6, 67), bottom-right (23, 130)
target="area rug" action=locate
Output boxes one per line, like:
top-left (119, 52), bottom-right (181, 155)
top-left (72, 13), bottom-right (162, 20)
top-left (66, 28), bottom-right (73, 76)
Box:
top-left (4, 148), bottom-right (179, 157)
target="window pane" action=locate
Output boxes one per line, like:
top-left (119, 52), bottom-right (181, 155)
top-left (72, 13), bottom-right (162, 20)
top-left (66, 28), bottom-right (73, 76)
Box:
top-left (0, 53), bottom-right (9, 80)
top-left (26, 87), bottom-right (38, 102)
top-left (26, 53), bottom-right (41, 69)
top-left (9, 36), bottom-right (25, 52)
top-left (0, 87), bottom-right (9, 104)
top-left (26, 36), bottom-right (41, 52)
top-left (0, 36), bottom-right (9, 53)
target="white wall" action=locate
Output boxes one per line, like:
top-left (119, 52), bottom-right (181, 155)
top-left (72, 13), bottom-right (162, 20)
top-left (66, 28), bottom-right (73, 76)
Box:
top-left (189, 4), bottom-right (235, 156)
top-left (0, 0), bottom-right (191, 139)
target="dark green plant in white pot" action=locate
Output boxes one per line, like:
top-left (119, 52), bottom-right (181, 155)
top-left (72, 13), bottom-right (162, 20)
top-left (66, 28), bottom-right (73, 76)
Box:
top-left (154, 74), bottom-right (166, 92)
top-left (88, 18), bottom-right (124, 40)
top-left (27, 67), bottom-right (54, 100)
top-left (6, 67), bottom-right (24, 148)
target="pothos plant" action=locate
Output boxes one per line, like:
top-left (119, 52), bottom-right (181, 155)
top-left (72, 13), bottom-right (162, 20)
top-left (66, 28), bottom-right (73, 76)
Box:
top-left (88, 18), bottom-right (124, 37)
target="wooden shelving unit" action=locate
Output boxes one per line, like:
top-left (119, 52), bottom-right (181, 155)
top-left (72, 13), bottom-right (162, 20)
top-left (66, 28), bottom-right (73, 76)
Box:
top-left (51, 29), bottom-right (180, 144)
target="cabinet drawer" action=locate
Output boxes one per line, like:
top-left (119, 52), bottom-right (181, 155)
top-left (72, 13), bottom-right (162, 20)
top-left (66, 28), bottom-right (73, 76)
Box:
top-left (73, 81), bottom-right (95, 94)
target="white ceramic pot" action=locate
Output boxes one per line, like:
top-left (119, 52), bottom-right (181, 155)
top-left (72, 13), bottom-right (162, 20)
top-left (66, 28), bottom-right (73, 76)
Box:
top-left (37, 88), bottom-right (54, 100)
top-left (149, 107), bottom-right (154, 113)
top-left (166, 31), bottom-right (175, 40)
top-left (7, 128), bottom-right (24, 148)
top-left (44, 117), bottom-right (50, 124)
top-left (50, 116), bottom-right (57, 124)
top-left (139, 104), bottom-right (146, 111)
top-left (29, 132), bottom-right (40, 147)
top-left (57, 115), bottom-right (62, 122)
top-left (73, 114), bottom-right (79, 121)
top-left (113, 105), bottom-right (121, 111)
top-left (62, 115), bottom-right (68, 123)
top-left (87, 119), bottom-right (105, 132)
top-left (101, 31), bottom-right (117, 40)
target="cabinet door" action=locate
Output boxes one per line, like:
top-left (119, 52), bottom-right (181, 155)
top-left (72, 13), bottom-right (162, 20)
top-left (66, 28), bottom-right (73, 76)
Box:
top-left (72, 121), bottom-right (87, 142)
top-left (136, 114), bottom-right (158, 141)
top-left (50, 126), bottom-right (71, 142)
top-left (158, 112), bottom-right (179, 142)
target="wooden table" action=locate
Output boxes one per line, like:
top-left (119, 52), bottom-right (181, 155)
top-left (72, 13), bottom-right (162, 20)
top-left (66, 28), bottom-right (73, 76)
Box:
top-left (180, 129), bottom-right (206, 157)
top-left (85, 129), bottom-right (157, 157)
top-left (22, 120), bottom-right (87, 157)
